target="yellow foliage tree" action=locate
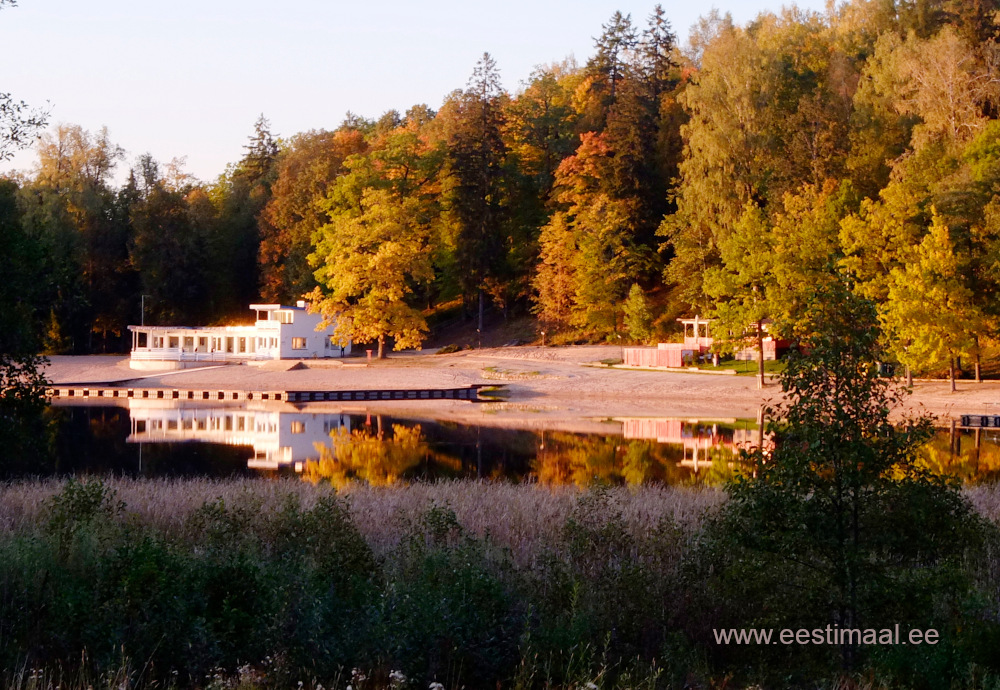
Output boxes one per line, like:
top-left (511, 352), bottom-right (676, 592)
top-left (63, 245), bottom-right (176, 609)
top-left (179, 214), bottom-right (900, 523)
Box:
top-left (309, 188), bottom-right (434, 359)
top-left (881, 212), bottom-right (983, 390)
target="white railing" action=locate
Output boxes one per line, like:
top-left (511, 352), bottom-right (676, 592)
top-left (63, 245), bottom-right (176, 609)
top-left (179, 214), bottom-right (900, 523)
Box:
top-left (131, 348), bottom-right (273, 362)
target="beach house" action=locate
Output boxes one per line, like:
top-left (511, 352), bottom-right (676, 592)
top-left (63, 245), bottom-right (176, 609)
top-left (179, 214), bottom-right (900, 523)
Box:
top-left (127, 301), bottom-right (350, 370)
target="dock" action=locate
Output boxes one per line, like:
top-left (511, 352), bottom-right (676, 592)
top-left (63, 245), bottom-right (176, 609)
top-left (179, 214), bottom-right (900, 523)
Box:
top-left (47, 385), bottom-right (487, 403)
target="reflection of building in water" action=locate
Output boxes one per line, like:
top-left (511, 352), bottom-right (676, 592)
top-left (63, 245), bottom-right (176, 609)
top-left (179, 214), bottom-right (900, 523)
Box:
top-left (620, 418), bottom-right (771, 472)
top-left (127, 404), bottom-right (349, 471)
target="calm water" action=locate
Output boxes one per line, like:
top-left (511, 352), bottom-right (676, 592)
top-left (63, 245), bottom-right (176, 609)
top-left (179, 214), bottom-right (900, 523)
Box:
top-left (37, 403), bottom-right (1000, 486)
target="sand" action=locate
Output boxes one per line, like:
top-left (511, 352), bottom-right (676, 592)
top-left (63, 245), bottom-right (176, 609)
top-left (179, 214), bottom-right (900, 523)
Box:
top-left (42, 347), bottom-right (998, 431)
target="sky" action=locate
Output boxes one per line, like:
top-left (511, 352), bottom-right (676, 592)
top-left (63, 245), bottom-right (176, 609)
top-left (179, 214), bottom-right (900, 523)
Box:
top-left (0, 0), bottom-right (829, 184)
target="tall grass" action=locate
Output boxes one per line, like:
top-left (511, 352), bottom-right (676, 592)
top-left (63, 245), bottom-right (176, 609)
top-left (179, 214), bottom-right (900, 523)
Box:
top-left (0, 479), bottom-right (722, 565)
top-left (1, 478), bottom-right (999, 689)
top-left (0, 479), bottom-right (724, 689)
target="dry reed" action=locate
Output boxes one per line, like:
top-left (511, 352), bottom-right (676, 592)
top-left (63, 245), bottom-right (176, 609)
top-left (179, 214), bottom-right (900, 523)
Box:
top-left (0, 478), bottom-right (725, 563)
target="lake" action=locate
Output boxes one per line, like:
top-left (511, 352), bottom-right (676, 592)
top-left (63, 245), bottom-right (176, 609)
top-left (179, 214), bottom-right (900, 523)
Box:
top-left (37, 400), bottom-right (1000, 486)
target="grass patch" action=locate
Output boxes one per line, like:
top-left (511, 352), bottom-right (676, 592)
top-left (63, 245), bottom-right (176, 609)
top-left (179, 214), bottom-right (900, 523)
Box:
top-left (478, 385), bottom-right (510, 399)
top-left (696, 358), bottom-right (787, 376)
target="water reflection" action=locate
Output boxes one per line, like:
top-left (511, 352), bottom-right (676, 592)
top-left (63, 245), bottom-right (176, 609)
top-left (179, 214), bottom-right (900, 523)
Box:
top-left (44, 402), bottom-right (1000, 485)
top-left (918, 425), bottom-right (1000, 483)
top-left (302, 422), bottom-right (452, 488)
top-left (127, 404), bottom-right (350, 472)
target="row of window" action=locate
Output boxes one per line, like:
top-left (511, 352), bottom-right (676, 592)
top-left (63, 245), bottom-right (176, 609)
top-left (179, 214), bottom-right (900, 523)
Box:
top-left (139, 333), bottom-right (335, 353)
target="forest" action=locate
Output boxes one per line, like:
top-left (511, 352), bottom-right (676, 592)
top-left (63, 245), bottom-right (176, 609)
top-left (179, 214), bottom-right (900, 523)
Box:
top-left (4, 0), bottom-right (1000, 374)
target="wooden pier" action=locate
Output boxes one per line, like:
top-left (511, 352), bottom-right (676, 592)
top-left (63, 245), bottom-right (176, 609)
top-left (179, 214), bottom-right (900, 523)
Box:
top-left (47, 385), bottom-right (487, 404)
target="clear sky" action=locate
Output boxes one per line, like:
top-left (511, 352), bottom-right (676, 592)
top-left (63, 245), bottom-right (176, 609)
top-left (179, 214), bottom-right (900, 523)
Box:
top-left (0, 0), bottom-right (829, 184)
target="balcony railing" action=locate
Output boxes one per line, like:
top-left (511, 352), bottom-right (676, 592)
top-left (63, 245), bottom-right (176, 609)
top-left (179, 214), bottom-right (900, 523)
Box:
top-left (130, 348), bottom-right (273, 362)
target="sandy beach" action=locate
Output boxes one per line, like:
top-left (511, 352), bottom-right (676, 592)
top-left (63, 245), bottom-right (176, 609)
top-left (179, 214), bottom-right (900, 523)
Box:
top-left (42, 346), bottom-right (1000, 431)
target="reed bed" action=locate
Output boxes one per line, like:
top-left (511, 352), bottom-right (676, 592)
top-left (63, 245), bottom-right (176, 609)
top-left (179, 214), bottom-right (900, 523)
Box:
top-left (2, 477), bottom-right (997, 688)
top-left (0, 478), bottom-right (724, 565)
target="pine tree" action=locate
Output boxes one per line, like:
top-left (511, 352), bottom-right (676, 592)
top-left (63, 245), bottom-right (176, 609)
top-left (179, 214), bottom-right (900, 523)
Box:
top-left (445, 53), bottom-right (509, 331)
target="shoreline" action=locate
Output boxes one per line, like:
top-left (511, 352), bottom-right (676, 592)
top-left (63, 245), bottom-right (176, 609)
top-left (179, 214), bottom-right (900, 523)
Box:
top-left (42, 347), bottom-right (1000, 429)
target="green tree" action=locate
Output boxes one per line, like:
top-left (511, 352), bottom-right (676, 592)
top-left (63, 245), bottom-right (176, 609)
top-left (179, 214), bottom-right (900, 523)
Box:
top-left (128, 155), bottom-right (215, 325)
top-left (623, 283), bottom-right (653, 342)
top-left (0, 165), bottom-right (49, 473)
top-left (443, 53), bottom-right (510, 331)
top-left (209, 116), bottom-right (280, 318)
top-left (586, 11), bottom-right (638, 112)
top-left (881, 213), bottom-right (983, 390)
top-left (18, 124), bottom-right (129, 352)
top-left (703, 203), bottom-right (775, 388)
top-left (663, 10), bottom-right (852, 308)
top-left (310, 188), bottom-right (434, 359)
top-left (698, 284), bottom-right (984, 679)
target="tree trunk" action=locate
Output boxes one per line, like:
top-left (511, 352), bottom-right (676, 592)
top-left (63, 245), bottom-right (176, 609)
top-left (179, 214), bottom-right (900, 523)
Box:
top-left (377, 334), bottom-right (385, 360)
top-left (906, 364), bottom-right (913, 388)
top-left (757, 407), bottom-right (764, 452)
top-left (976, 353), bottom-right (982, 383)
top-left (756, 320), bottom-right (765, 390)
top-left (950, 357), bottom-right (956, 392)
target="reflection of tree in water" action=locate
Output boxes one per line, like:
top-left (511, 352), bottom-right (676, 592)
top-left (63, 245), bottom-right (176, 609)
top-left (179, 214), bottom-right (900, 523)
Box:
top-left (918, 428), bottom-right (1000, 483)
top-left (531, 433), bottom-right (739, 487)
top-left (303, 419), bottom-right (459, 488)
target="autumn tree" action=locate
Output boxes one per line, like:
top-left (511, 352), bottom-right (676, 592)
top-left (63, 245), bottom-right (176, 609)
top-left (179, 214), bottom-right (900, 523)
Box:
top-left (309, 188), bottom-right (434, 359)
top-left (882, 213), bottom-right (983, 391)
top-left (258, 127), bottom-right (367, 302)
top-left (664, 10), bottom-right (853, 308)
top-left (503, 65), bottom-right (579, 201)
top-left (532, 132), bottom-right (652, 336)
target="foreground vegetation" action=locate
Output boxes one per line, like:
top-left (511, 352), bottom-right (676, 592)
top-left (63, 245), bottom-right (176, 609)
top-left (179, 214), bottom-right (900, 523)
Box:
top-left (0, 476), bottom-right (994, 689)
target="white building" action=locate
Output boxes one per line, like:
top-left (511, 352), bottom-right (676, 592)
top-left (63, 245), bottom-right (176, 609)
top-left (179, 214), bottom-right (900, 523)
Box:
top-left (128, 302), bottom-right (350, 370)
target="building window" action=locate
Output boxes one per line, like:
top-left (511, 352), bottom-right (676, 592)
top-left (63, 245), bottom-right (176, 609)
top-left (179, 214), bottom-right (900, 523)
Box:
top-left (238, 337), bottom-right (246, 353)
top-left (272, 310), bottom-right (293, 324)
top-left (198, 337), bottom-right (208, 350)
top-left (183, 336), bottom-right (194, 349)
top-left (292, 337), bottom-right (307, 350)
top-left (169, 336), bottom-right (179, 349)
top-left (290, 421), bottom-right (305, 434)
